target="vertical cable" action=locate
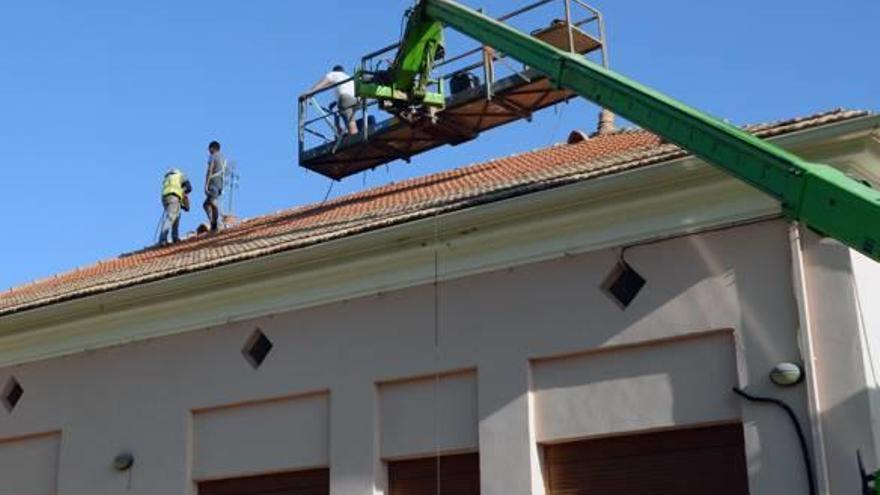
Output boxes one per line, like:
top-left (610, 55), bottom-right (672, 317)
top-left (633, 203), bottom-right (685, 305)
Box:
top-left (321, 180), bottom-right (336, 204)
top-left (545, 102), bottom-right (568, 146)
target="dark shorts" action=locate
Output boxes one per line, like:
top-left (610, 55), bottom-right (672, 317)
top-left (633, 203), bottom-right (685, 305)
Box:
top-left (206, 182), bottom-right (222, 199)
top-left (204, 184), bottom-right (222, 213)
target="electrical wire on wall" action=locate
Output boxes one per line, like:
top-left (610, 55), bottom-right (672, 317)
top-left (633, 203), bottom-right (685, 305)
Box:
top-left (732, 388), bottom-right (817, 495)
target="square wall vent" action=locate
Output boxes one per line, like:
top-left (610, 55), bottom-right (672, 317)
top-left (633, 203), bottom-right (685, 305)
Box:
top-left (2, 377), bottom-right (23, 412)
top-left (602, 261), bottom-right (646, 309)
top-left (243, 329), bottom-right (274, 369)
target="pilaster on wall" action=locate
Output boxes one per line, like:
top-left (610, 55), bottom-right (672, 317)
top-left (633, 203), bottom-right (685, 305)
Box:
top-left (798, 229), bottom-right (877, 494)
top-left (477, 358), bottom-right (543, 495)
top-left (329, 382), bottom-right (384, 495)
top-left (789, 225), bottom-right (831, 495)
top-left (849, 250), bottom-right (880, 464)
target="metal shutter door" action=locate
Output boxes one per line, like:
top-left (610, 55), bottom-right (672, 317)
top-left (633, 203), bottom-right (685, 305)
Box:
top-left (198, 468), bottom-right (330, 495)
top-left (388, 453), bottom-right (480, 495)
top-left (545, 424), bottom-right (750, 495)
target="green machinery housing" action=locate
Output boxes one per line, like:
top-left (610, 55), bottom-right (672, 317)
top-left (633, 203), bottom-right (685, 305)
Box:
top-left (324, 0), bottom-right (880, 264)
top-left (355, 7), bottom-right (447, 111)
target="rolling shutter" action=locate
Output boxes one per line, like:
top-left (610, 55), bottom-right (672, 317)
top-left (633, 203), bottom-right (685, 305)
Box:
top-left (388, 453), bottom-right (480, 495)
top-left (198, 468), bottom-right (329, 495)
top-left (545, 423), bottom-right (750, 495)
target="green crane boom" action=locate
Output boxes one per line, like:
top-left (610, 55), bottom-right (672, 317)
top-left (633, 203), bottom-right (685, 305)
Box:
top-left (374, 0), bottom-right (880, 262)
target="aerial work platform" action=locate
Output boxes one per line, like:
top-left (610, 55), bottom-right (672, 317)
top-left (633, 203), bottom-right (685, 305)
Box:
top-left (298, 0), bottom-right (607, 181)
top-left (295, 0), bottom-right (880, 263)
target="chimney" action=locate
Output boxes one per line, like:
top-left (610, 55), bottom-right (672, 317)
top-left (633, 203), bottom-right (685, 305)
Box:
top-left (567, 110), bottom-right (618, 145)
top-left (595, 109), bottom-right (616, 136)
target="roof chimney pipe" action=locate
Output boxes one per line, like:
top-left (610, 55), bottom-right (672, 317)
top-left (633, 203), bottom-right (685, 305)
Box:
top-left (595, 109), bottom-right (616, 136)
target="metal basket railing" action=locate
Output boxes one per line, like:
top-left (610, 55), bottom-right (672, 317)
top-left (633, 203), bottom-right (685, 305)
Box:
top-left (298, 0), bottom-right (607, 160)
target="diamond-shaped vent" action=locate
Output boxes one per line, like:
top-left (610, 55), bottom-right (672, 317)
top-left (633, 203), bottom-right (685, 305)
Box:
top-left (602, 261), bottom-right (646, 309)
top-left (243, 329), bottom-right (273, 369)
top-left (2, 378), bottom-right (23, 412)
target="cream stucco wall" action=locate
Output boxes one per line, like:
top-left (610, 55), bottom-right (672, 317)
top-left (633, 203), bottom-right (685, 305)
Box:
top-left (192, 392), bottom-right (330, 481)
top-left (852, 250), bottom-right (880, 460)
top-left (794, 230), bottom-right (880, 494)
top-left (379, 371), bottom-right (478, 460)
top-left (2, 115), bottom-right (878, 495)
top-left (0, 432), bottom-right (60, 495)
top-left (532, 331), bottom-right (740, 443)
top-left (0, 220), bottom-right (836, 495)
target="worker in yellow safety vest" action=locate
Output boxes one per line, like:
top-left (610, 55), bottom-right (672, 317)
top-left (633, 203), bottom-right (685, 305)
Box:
top-left (158, 169), bottom-right (193, 246)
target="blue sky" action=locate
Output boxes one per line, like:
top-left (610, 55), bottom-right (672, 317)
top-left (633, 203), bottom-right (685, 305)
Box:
top-left (1, 0), bottom-right (877, 290)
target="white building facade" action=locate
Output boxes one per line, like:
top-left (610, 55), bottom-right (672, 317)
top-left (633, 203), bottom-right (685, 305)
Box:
top-left (1, 112), bottom-right (879, 494)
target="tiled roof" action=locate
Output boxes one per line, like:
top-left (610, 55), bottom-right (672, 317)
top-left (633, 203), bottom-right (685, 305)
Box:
top-left (0, 109), bottom-right (869, 317)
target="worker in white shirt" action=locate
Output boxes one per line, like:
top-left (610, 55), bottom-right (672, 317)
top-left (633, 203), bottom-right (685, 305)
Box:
top-left (308, 65), bottom-right (359, 136)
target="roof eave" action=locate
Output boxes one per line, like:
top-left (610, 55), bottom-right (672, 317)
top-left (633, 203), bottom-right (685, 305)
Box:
top-left (0, 114), bottom-right (877, 366)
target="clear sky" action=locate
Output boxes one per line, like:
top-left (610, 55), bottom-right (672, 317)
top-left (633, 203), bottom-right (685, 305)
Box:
top-left (1, 0), bottom-right (877, 291)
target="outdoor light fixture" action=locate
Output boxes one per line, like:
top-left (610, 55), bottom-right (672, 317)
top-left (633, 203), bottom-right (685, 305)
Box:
top-left (113, 452), bottom-right (135, 472)
top-left (770, 362), bottom-right (804, 387)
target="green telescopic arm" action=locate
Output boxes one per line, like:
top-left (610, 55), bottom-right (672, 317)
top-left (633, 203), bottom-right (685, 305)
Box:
top-left (415, 0), bottom-right (880, 261)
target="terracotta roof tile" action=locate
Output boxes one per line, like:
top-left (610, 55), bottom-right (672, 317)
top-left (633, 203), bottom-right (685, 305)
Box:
top-left (0, 109), bottom-right (869, 317)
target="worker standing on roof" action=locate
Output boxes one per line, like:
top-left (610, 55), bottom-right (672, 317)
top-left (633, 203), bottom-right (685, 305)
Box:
top-left (158, 168), bottom-right (192, 246)
top-left (204, 140), bottom-right (226, 233)
top-left (308, 65), bottom-right (359, 136)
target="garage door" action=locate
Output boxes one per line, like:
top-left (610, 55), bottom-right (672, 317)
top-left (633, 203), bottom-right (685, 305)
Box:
top-left (198, 468), bottom-right (329, 495)
top-left (545, 423), bottom-right (749, 495)
top-left (388, 453), bottom-right (480, 495)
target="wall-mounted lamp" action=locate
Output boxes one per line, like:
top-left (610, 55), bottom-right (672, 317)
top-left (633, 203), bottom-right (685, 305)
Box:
top-left (113, 452), bottom-right (135, 472)
top-left (770, 362), bottom-right (804, 387)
